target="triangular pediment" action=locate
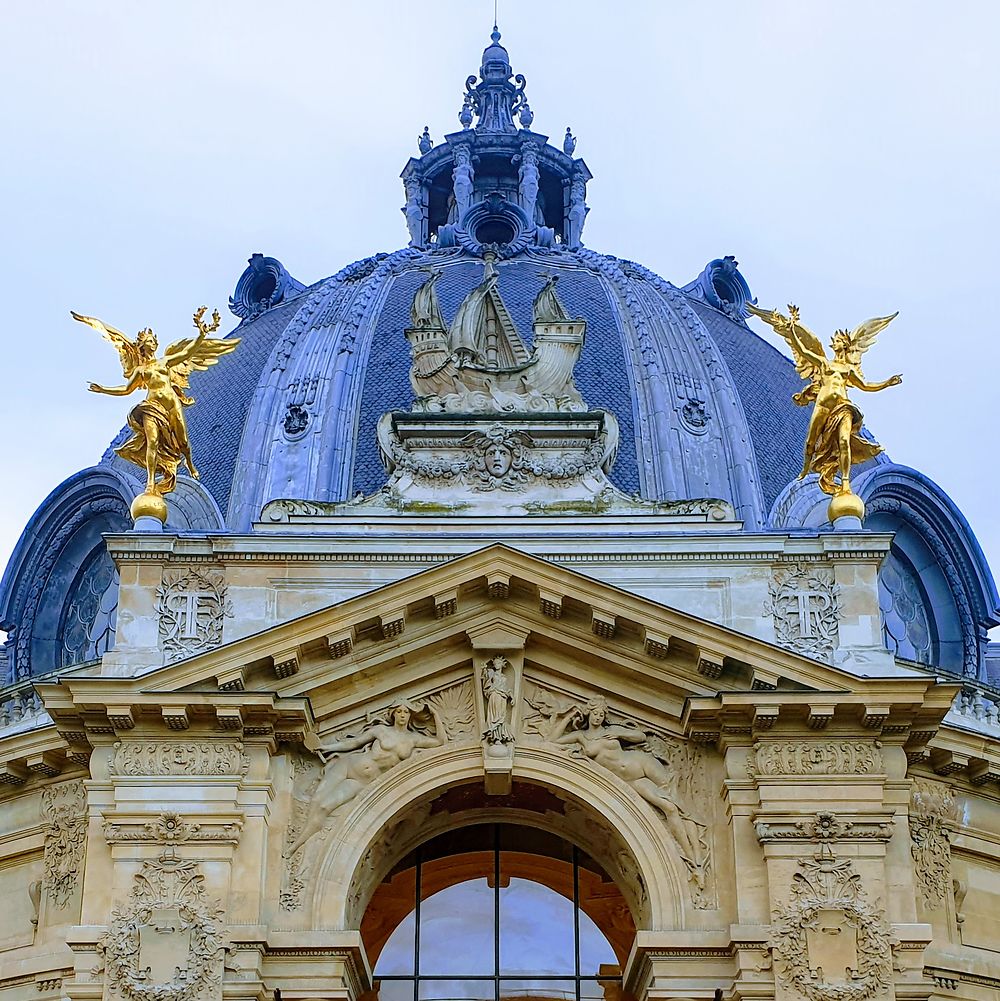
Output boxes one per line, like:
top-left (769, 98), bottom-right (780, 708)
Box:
top-left (37, 544), bottom-right (955, 751)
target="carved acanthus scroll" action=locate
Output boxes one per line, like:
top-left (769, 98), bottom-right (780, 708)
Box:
top-left (750, 741), bottom-right (882, 777)
top-left (909, 779), bottom-right (958, 909)
top-left (40, 779), bottom-right (87, 908)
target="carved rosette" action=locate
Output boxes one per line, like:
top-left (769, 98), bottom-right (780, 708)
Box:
top-left (96, 849), bottom-right (226, 1001)
top-left (909, 779), bottom-right (958, 909)
top-left (770, 846), bottom-right (894, 1001)
top-left (766, 563), bottom-right (841, 662)
top-left (156, 567), bottom-right (232, 663)
top-left (40, 780), bottom-right (87, 908)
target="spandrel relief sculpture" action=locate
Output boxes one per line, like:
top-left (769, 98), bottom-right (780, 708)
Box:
top-left (523, 687), bottom-right (712, 902)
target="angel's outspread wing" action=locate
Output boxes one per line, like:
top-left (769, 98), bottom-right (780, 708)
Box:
top-left (163, 332), bottom-right (240, 397)
top-left (746, 302), bottom-right (826, 384)
top-left (70, 310), bottom-right (141, 377)
top-left (845, 312), bottom-right (899, 357)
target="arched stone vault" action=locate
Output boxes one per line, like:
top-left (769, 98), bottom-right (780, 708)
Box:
top-left (311, 743), bottom-right (687, 934)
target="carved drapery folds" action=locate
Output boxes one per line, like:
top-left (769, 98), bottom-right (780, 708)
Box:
top-left (156, 567), bottom-right (231, 663)
top-left (281, 683), bottom-right (474, 910)
top-left (770, 844), bottom-right (894, 1001)
top-left (909, 779), bottom-right (958, 909)
top-left (522, 683), bottom-right (715, 907)
top-left (96, 848), bottom-right (226, 1001)
top-left (766, 562), bottom-right (841, 663)
top-left (40, 779), bottom-right (87, 908)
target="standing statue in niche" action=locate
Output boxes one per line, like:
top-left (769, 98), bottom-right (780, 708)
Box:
top-left (566, 173), bottom-right (588, 249)
top-left (746, 303), bottom-right (902, 523)
top-left (452, 144), bottom-right (475, 224)
top-left (402, 176), bottom-right (425, 248)
top-left (482, 656), bottom-right (515, 745)
top-left (74, 307), bottom-right (239, 525)
top-left (518, 142), bottom-right (540, 225)
top-left (540, 695), bottom-right (707, 885)
top-left (287, 700), bottom-right (448, 856)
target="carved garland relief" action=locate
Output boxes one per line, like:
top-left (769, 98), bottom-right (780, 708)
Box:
top-left (521, 682), bottom-right (715, 908)
top-left (770, 844), bottom-right (894, 1001)
top-left (40, 779), bottom-right (87, 909)
top-left (96, 848), bottom-right (227, 1001)
top-left (750, 741), bottom-right (883, 777)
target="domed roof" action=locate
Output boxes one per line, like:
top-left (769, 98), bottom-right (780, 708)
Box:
top-left (111, 30), bottom-right (821, 532)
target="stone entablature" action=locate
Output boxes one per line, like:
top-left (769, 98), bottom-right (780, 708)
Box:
top-left (0, 547), bottom-right (998, 1001)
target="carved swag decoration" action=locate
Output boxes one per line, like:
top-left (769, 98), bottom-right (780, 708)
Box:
top-left (95, 847), bottom-right (226, 1001)
top-left (750, 741), bottom-right (882, 777)
top-left (522, 684), bottom-right (714, 908)
top-left (281, 684), bottom-right (475, 910)
top-left (156, 568), bottom-right (232, 663)
top-left (766, 562), bottom-right (841, 663)
top-left (909, 779), bottom-right (958, 909)
top-left (110, 741), bottom-right (249, 777)
top-left (770, 843), bottom-right (894, 1001)
top-left (40, 779), bottom-right (87, 908)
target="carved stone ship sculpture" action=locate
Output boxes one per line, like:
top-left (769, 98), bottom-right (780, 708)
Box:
top-left (263, 253), bottom-right (735, 521)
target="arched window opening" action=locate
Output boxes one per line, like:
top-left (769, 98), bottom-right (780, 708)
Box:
top-left (364, 823), bottom-right (634, 1001)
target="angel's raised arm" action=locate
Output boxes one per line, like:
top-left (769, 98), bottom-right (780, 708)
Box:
top-left (747, 303), bottom-right (826, 372)
top-left (71, 310), bottom-right (141, 378)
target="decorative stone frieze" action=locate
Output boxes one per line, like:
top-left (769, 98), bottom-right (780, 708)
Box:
top-left (156, 567), bottom-right (232, 663)
top-left (103, 812), bottom-right (242, 846)
top-left (909, 779), bottom-right (958, 909)
top-left (754, 811), bottom-right (893, 844)
top-left (95, 849), bottom-right (226, 1001)
top-left (770, 844), bottom-right (894, 1001)
top-left (766, 562), bottom-right (841, 663)
top-left (750, 740), bottom-right (882, 777)
top-left (40, 779), bottom-right (87, 908)
top-left (109, 740), bottom-right (249, 777)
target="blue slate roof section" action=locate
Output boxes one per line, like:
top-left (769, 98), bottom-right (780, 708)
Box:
top-left (350, 257), bottom-right (640, 496)
top-left (689, 299), bottom-right (808, 511)
top-left (181, 294), bottom-right (304, 514)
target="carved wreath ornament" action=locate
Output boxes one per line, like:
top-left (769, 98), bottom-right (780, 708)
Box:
top-left (770, 846), bottom-right (894, 1001)
top-left (97, 850), bottom-right (225, 1001)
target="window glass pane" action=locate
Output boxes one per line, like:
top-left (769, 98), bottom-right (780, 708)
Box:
top-left (498, 978), bottom-right (575, 1001)
top-left (579, 979), bottom-right (620, 1001)
top-left (376, 980), bottom-right (416, 1001)
top-left (577, 909), bottom-right (617, 977)
top-left (499, 876), bottom-right (575, 975)
top-left (419, 878), bottom-right (496, 975)
top-left (418, 979), bottom-right (495, 1001)
top-left (375, 910), bottom-right (417, 976)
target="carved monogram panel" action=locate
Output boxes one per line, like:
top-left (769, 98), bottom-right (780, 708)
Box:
top-left (766, 563), bottom-right (841, 662)
top-left (110, 741), bottom-right (249, 777)
top-left (40, 779), bottom-right (87, 908)
top-left (750, 741), bottom-right (882, 777)
top-left (156, 567), bottom-right (231, 663)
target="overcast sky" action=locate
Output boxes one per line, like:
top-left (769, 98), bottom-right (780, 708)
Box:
top-left (1, 2), bottom-right (997, 614)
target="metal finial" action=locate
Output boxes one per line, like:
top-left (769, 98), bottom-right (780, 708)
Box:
top-left (519, 101), bottom-right (533, 129)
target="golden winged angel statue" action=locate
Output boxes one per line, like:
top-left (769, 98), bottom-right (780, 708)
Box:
top-left (72, 306), bottom-right (239, 523)
top-left (746, 302), bottom-right (902, 522)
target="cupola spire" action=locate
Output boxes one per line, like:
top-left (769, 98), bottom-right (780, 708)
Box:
top-left (459, 26), bottom-right (529, 133)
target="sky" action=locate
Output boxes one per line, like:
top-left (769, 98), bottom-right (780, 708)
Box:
top-left (0, 2), bottom-right (998, 615)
